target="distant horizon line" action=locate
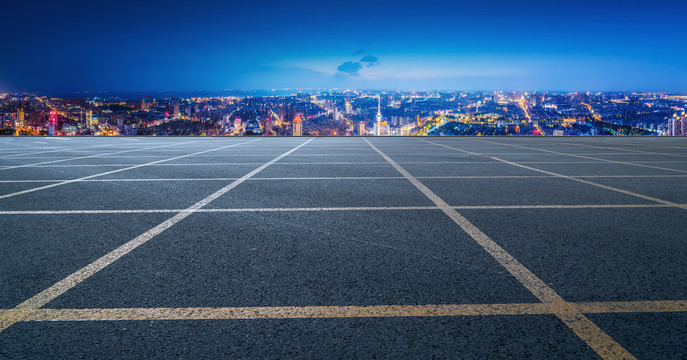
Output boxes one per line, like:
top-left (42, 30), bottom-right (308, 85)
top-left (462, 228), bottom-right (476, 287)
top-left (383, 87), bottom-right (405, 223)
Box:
top-left (4, 88), bottom-right (687, 98)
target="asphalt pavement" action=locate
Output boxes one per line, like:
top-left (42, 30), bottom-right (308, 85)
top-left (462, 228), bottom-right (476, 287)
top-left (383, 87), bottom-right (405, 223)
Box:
top-left (1, 136), bottom-right (686, 359)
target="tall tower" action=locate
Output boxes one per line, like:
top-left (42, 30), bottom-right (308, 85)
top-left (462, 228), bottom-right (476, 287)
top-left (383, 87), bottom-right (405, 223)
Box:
top-left (293, 113), bottom-right (303, 136)
top-left (17, 108), bottom-right (25, 126)
top-left (173, 103), bottom-right (180, 118)
top-left (48, 110), bottom-right (57, 136)
top-left (86, 110), bottom-right (93, 128)
top-left (375, 95), bottom-right (382, 136)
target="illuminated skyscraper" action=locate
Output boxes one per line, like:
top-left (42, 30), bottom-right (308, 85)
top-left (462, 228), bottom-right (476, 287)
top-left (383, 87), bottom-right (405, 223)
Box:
top-left (48, 110), bottom-right (57, 136)
top-left (234, 117), bottom-right (242, 135)
top-left (16, 108), bottom-right (24, 126)
top-left (86, 110), bottom-right (93, 128)
top-left (345, 100), bottom-right (352, 114)
top-left (401, 125), bottom-right (411, 136)
top-left (173, 103), bottom-right (180, 118)
top-left (375, 95), bottom-right (382, 136)
top-left (667, 114), bottom-right (686, 136)
top-left (357, 121), bottom-right (366, 136)
top-left (293, 114), bottom-right (303, 136)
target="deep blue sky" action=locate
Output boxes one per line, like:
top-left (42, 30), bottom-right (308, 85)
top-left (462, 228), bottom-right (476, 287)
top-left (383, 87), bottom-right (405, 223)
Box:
top-left (2, 0), bottom-right (686, 93)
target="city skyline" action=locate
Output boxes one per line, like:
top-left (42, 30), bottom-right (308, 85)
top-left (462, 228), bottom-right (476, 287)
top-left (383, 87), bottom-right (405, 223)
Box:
top-left (3, 90), bottom-right (685, 136)
top-left (2, 0), bottom-right (687, 94)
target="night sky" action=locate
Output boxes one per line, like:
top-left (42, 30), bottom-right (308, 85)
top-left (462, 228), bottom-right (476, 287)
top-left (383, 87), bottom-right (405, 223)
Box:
top-left (1, 0), bottom-right (686, 94)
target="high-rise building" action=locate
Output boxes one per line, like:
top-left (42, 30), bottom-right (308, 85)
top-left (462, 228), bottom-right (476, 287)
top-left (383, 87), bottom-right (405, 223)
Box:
top-left (173, 103), bottom-right (180, 118)
top-left (16, 109), bottom-right (24, 126)
top-left (357, 121), bottom-right (366, 136)
top-left (234, 117), bottom-right (242, 135)
top-left (86, 110), bottom-right (93, 128)
top-left (375, 95), bottom-right (382, 136)
top-left (345, 100), bottom-right (352, 114)
top-left (293, 114), bottom-right (303, 136)
top-left (401, 125), bottom-right (411, 136)
top-left (263, 116), bottom-right (272, 135)
top-left (667, 115), bottom-right (686, 136)
top-left (48, 110), bottom-right (57, 136)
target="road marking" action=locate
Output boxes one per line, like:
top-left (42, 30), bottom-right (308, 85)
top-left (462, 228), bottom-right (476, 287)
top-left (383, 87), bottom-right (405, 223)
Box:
top-left (0, 138), bottom-right (314, 332)
top-left (0, 204), bottom-right (678, 215)
top-left (421, 140), bottom-right (687, 211)
top-left (574, 300), bottom-right (687, 314)
top-left (476, 140), bottom-right (687, 174)
top-left (0, 140), bottom-right (263, 200)
top-left (1, 300), bottom-right (685, 323)
top-left (0, 142), bottom-right (193, 171)
top-left (2, 174), bottom-right (686, 184)
top-left (5, 162), bottom-right (396, 167)
top-left (0, 143), bottom-right (118, 159)
top-left (559, 141), bottom-right (687, 159)
top-left (13, 160), bottom-right (687, 168)
top-left (364, 138), bottom-right (635, 360)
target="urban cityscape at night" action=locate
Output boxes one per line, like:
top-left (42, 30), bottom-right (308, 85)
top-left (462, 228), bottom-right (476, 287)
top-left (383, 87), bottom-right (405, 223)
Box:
top-left (1, 0), bottom-right (686, 359)
top-left (2, 90), bottom-right (687, 137)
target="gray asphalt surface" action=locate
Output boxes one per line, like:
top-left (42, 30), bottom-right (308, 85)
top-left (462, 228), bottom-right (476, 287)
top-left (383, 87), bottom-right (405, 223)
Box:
top-left (1, 136), bottom-right (686, 359)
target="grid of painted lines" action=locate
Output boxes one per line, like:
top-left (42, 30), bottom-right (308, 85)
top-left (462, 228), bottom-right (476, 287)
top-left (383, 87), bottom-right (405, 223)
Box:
top-left (1, 136), bottom-right (686, 359)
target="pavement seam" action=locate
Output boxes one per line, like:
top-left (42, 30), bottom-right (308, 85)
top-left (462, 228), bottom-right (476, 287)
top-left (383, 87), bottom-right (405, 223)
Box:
top-left (364, 138), bottom-right (636, 360)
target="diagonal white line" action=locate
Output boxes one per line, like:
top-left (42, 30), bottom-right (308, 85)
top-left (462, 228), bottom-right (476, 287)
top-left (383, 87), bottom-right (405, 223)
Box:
top-left (0, 139), bottom-right (263, 200)
top-left (421, 139), bottom-right (687, 211)
top-left (0, 138), bottom-right (314, 332)
top-left (0, 142), bottom-right (193, 171)
top-left (558, 141), bottom-right (687, 158)
top-left (0, 143), bottom-right (118, 159)
top-left (475, 140), bottom-right (687, 174)
top-left (364, 138), bottom-right (636, 360)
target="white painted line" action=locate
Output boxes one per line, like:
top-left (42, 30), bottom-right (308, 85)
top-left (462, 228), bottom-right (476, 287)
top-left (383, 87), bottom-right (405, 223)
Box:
top-left (1, 138), bottom-right (314, 333)
top-left (0, 204), bottom-right (675, 215)
top-left (421, 140), bottom-right (687, 211)
top-left (365, 138), bottom-right (636, 360)
top-left (476, 140), bottom-right (687, 174)
top-left (0, 139), bottom-right (263, 200)
top-left (12, 162), bottom-right (398, 167)
top-left (0, 144), bottom-right (118, 159)
top-left (0, 142), bottom-right (195, 171)
top-left (1, 174), bottom-right (686, 184)
top-left (560, 141), bottom-right (687, 159)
